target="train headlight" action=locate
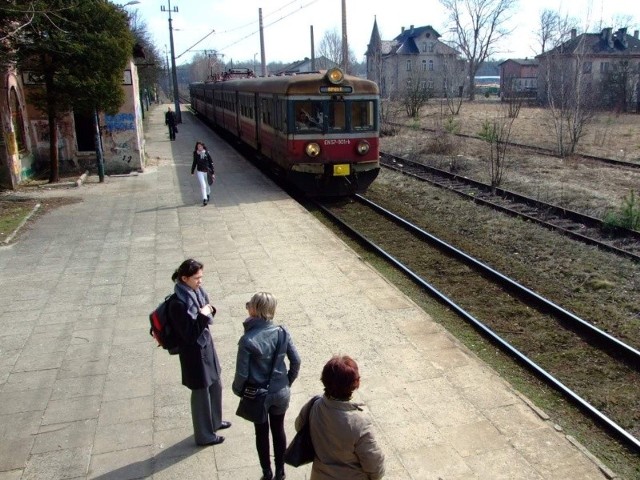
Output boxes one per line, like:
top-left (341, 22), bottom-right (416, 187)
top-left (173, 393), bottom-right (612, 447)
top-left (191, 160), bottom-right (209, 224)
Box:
top-left (356, 140), bottom-right (370, 155)
top-left (305, 142), bottom-right (321, 157)
top-left (326, 68), bottom-right (344, 85)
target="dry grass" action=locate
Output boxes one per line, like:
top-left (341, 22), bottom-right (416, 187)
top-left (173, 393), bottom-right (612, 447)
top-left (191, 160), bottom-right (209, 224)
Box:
top-left (381, 99), bottom-right (640, 218)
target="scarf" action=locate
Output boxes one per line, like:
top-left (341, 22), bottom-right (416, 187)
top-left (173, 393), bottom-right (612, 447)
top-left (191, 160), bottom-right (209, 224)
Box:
top-left (174, 281), bottom-right (210, 321)
top-left (198, 150), bottom-right (207, 160)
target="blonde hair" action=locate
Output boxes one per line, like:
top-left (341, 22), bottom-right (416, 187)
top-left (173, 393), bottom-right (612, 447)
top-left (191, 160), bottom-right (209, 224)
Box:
top-left (248, 292), bottom-right (277, 320)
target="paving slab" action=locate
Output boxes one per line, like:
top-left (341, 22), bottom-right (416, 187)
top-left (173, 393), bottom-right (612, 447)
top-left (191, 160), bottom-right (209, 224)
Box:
top-left (0, 103), bottom-right (610, 479)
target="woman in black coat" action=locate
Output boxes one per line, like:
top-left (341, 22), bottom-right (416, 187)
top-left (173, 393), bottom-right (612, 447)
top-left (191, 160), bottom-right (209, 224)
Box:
top-left (168, 258), bottom-right (231, 446)
top-left (191, 141), bottom-right (215, 206)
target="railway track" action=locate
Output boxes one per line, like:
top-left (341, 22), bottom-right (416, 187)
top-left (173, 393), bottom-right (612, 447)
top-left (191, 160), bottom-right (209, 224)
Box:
top-left (380, 151), bottom-right (640, 262)
top-left (316, 194), bottom-right (640, 454)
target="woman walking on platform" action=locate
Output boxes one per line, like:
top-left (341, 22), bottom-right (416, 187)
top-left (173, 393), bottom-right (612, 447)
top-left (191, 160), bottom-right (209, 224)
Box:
top-left (191, 141), bottom-right (215, 206)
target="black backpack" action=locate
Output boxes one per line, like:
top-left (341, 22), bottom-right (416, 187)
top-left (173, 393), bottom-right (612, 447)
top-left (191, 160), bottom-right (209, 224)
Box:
top-left (149, 294), bottom-right (180, 354)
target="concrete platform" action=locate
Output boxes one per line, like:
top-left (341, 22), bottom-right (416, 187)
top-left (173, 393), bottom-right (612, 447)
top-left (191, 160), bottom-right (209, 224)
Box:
top-left (0, 103), bottom-right (610, 479)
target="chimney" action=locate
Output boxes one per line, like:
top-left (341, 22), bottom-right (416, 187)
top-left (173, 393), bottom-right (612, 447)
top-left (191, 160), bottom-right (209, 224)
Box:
top-left (635, 30), bottom-right (639, 39)
top-left (601, 27), bottom-right (613, 48)
top-left (616, 27), bottom-right (628, 49)
top-left (570, 28), bottom-right (576, 39)
top-left (401, 26), bottom-right (405, 33)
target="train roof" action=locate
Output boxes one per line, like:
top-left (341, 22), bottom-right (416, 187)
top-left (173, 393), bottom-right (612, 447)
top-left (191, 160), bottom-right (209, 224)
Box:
top-left (191, 70), bottom-right (379, 95)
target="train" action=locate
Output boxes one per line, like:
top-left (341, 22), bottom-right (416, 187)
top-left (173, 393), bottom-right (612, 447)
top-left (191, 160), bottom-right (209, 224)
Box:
top-left (189, 67), bottom-right (380, 196)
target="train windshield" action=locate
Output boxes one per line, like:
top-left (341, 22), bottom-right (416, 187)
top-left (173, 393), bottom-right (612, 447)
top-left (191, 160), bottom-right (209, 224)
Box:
top-left (293, 99), bottom-right (376, 133)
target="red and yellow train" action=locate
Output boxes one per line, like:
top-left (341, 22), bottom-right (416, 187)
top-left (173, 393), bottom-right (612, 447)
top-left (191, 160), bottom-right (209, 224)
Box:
top-left (189, 68), bottom-right (380, 196)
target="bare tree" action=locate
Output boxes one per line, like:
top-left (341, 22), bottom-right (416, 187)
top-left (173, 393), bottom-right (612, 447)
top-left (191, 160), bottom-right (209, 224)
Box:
top-left (540, 35), bottom-right (596, 156)
top-left (441, 55), bottom-right (467, 115)
top-left (536, 9), bottom-right (559, 53)
top-left (318, 28), bottom-right (357, 73)
top-left (477, 106), bottom-right (517, 188)
top-left (535, 9), bottom-right (580, 54)
top-left (440, 0), bottom-right (518, 100)
top-left (401, 69), bottom-right (433, 118)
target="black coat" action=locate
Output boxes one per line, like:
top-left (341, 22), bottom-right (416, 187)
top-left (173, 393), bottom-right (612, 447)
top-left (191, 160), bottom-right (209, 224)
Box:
top-left (191, 151), bottom-right (214, 174)
top-left (169, 298), bottom-right (221, 390)
top-left (165, 110), bottom-right (176, 126)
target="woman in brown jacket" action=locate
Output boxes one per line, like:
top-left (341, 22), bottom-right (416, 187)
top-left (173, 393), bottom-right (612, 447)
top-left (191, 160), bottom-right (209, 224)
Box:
top-left (294, 355), bottom-right (385, 480)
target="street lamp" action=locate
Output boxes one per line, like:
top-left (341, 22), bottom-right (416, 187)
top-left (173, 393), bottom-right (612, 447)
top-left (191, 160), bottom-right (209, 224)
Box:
top-left (161, 0), bottom-right (181, 123)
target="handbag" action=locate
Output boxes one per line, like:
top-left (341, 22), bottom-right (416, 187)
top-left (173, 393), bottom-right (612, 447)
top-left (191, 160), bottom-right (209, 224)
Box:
top-left (284, 395), bottom-right (321, 467)
top-left (207, 171), bottom-right (214, 185)
top-left (236, 327), bottom-right (282, 424)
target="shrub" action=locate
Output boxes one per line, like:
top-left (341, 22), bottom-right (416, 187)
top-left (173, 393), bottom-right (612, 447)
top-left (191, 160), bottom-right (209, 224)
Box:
top-left (603, 190), bottom-right (640, 232)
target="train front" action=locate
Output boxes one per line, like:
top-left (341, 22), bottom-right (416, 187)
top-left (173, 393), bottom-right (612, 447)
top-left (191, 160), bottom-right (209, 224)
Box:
top-left (286, 68), bottom-right (380, 196)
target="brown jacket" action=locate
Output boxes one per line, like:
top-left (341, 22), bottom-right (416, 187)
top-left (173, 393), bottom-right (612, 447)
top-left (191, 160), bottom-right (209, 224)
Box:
top-left (295, 395), bottom-right (385, 480)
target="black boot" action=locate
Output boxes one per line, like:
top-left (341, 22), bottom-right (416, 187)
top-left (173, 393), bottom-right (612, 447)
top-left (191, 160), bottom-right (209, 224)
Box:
top-left (274, 469), bottom-right (286, 480)
top-left (260, 468), bottom-right (273, 480)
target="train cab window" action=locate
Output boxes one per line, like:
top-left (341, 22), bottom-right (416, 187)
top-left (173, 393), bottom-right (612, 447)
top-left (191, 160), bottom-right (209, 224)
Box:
top-left (328, 101), bottom-right (346, 132)
top-left (294, 101), bottom-right (323, 132)
top-left (350, 100), bottom-right (376, 131)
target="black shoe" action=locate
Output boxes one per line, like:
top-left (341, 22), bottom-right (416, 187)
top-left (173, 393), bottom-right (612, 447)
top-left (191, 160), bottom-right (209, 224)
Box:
top-left (203, 199), bottom-right (207, 206)
top-left (217, 420), bottom-right (231, 430)
top-left (197, 435), bottom-right (224, 446)
top-left (274, 471), bottom-right (285, 480)
top-left (260, 470), bottom-right (273, 480)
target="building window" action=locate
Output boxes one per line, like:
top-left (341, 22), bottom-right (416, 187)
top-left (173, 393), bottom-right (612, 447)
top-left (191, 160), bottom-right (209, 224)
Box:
top-left (600, 61), bottom-right (609, 73)
top-left (406, 59), bottom-right (412, 71)
top-left (422, 42), bottom-right (427, 53)
top-left (421, 60), bottom-right (427, 71)
top-left (427, 80), bottom-right (434, 90)
top-left (428, 42), bottom-right (435, 53)
top-left (583, 61), bottom-right (592, 74)
top-left (428, 60), bottom-right (434, 71)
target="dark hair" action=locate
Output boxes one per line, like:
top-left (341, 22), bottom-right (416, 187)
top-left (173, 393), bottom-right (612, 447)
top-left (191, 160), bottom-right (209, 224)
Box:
top-left (193, 141), bottom-right (206, 154)
top-left (321, 355), bottom-right (360, 400)
top-left (171, 258), bottom-right (204, 282)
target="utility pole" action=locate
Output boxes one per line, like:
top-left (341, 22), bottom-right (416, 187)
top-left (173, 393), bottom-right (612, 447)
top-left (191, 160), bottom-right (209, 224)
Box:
top-left (259, 8), bottom-right (267, 76)
top-left (341, 0), bottom-right (348, 73)
top-left (310, 26), bottom-right (315, 71)
top-left (161, 0), bottom-right (181, 123)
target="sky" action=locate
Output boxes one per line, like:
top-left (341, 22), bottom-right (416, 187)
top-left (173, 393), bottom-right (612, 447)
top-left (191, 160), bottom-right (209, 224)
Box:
top-left (122, 0), bottom-right (640, 67)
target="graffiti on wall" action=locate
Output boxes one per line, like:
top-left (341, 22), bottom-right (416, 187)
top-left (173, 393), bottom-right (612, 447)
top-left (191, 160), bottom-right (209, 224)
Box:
top-left (104, 113), bottom-right (135, 133)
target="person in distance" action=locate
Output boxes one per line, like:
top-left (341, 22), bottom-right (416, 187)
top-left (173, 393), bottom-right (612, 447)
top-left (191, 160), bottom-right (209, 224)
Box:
top-left (232, 292), bottom-right (301, 480)
top-left (165, 106), bottom-right (177, 140)
top-left (168, 258), bottom-right (231, 446)
top-left (293, 355), bottom-right (385, 479)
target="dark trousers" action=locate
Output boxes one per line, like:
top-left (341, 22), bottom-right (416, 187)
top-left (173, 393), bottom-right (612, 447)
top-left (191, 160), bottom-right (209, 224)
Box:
top-left (168, 124), bottom-right (176, 140)
top-left (254, 411), bottom-right (286, 475)
top-left (191, 379), bottom-right (222, 444)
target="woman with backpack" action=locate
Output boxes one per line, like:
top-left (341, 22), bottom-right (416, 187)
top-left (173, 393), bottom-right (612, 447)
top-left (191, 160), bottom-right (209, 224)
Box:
top-left (169, 258), bottom-right (231, 446)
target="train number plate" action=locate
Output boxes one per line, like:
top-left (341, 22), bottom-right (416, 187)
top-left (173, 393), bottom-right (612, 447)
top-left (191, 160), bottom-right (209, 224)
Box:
top-left (333, 164), bottom-right (350, 176)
